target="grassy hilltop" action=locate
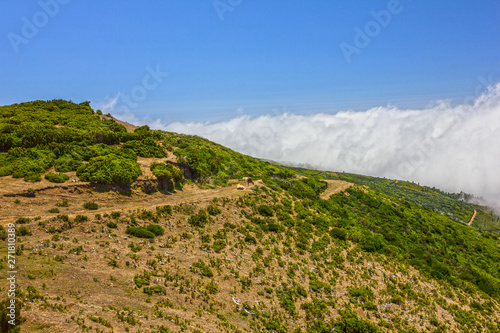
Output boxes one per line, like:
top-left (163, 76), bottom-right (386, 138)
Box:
top-left (1, 100), bottom-right (500, 332)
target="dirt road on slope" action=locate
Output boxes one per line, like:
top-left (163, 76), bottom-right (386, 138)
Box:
top-left (468, 209), bottom-right (477, 226)
top-left (320, 179), bottom-right (353, 200)
top-left (0, 180), bottom-right (262, 226)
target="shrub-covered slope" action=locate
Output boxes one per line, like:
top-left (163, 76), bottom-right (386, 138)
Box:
top-left (0, 100), bottom-right (292, 186)
top-left (1, 100), bottom-right (500, 333)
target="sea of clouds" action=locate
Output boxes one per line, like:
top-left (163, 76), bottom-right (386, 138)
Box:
top-left (97, 83), bottom-right (500, 211)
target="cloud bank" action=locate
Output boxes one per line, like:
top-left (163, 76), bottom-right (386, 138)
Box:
top-left (163, 84), bottom-right (500, 209)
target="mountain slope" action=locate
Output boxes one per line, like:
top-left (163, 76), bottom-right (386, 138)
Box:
top-left (1, 100), bottom-right (500, 333)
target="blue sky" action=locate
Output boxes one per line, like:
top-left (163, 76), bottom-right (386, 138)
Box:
top-left (1, 0), bottom-right (499, 122)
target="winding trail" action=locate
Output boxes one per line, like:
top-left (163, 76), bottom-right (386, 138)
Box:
top-left (468, 209), bottom-right (477, 226)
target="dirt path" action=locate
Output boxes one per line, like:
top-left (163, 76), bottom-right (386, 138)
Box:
top-left (0, 180), bottom-right (263, 226)
top-left (320, 179), bottom-right (353, 200)
top-left (468, 209), bottom-right (477, 226)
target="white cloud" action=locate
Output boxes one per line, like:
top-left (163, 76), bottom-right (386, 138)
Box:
top-left (91, 94), bottom-right (120, 113)
top-left (161, 83), bottom-right (500, 208)
top-left (91, 94), bottom-right (149, 127)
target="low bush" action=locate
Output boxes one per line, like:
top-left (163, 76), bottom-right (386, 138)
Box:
top-left (74, 215), bottom-right (88, 223)
top-left (143, 286), bottom-right (166, 295)
top-left (56, 199), bottom-right (69, 207)
top-left (257, 205), bottom-right (274, 217)
top-left (330, 227), bottom-right (347, 240)
top-left (83, 202), bottom-right (99, 210)
top-left (146, 224), bottom-right (164, 236)
top-left (192, 260), bottom-right (214, 277)
top-left (15, 217), bottom-right (30, 224)
top-left (16, 227), bottom-right (31, 236)
top-left (0, 299), bottom-right (22, 330)
top-left (126, 227), bottom-right (155, 239)
top-left (44, 172), bottom-right (70, 183)
top-left (188, 210), bottom-right (209, 228)
top-left (207, 205), bottom-right (221, 216)
top-left (107, 221), bottom-right (118, 229)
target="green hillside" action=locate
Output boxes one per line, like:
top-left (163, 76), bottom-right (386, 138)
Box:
top-left (1, 100), bottom-right (500, 332)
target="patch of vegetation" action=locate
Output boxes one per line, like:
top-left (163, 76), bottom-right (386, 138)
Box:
top-left (16, 227), bottom-right (31, 236)
top-left (44, 172), bottom-right (70, 183)
top-left (150, 162), bottom-right (183, 189)
top-left (77, 154), bottom-right (141, 186)
top-left (126, 227), bottom-right (155, 239)
top-left (15, 217), bottom-right (30, 224)
top-left (143, 286), bottom-right (166, 295)
top-left (146, 224), bottom-right (164, 236)
top-left (83, 202), bottom-right (99, 210)
top-left (55, 199), bottom-right (69, 207)
top-left (188, 210), bottom-right (210, 228)
top-left (192, 260), bottom-right (214, 278)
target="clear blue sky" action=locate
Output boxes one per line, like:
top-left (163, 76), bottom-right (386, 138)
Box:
top-left (1, 0), bottom-right (499, 122)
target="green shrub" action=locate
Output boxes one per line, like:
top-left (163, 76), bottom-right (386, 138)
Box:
top-left (361, 234), bottom-right (385, 252)
top-left (44, 172), bottom-right (70, 183)
top-left (57, 214), bottom-right (70, 222)
top-left (348, 286), bottom-right (374, 303)
top-left (0, 226), bottom-right (7, 241)
top-left (156, 205), bottom-right (172, 216)
top-left (143, 286), bottom-right (166, 295)
top-left (124, 137), bottom-right (167, 158)
top-left (69, 245), bottom-right (83, 255)
top-left (16, 227), bottom-right (31, 236)
top-left (146, 224), bottom-right (164, 236)
top-left (77, 154), bottom-right (141, 186)
top-left (188, 210), bottom-right (209, 228)
top-left (15, 217), bottom-right (30, 224)
top-left (88, 316), bottom-right (112, 328)
top-left (245, 235), bottom-right (257, 244)
top-left (110, 211), bottom-right (121, 219)
top-left (150, 162), bottom-right (183, 189)
top-left (108, 258), bottom-right (118, 267)
top-left (332, 307), bottom-right (382, 333)
top-left (0, 299), bottom-right (22, 330)
top-left (83, 202), bottom-right (99, 210)
top-left (54, 154), bottom-right (82, 172)
top-left (48, 208), bottom-right (60, 213)
top-left (9, 148), bottom-right (56, 181)
top-left (74, 215), bottom-right (88, 223)
top-left (56, 199), bottom-right (69, 207)
top-left (192, 260), bottom-right (213, 277)
top-left (129, 242), bottom-right (143, 253)
top-left (207, 205), bottom-right (221, 216)
top-left (107, 221), bottom-right (118, 229)
top-left (126, 227), bottom-right (155, 239)
top-left (330, 227), bottom-right (347, 240)
top-left (205, 280), bottom-right (218, 294)
top-left (212, 240), bottom-right (226, 253)
top-left (257, 205), bottom-right (274, 217)
top-left (134, 275), bottom-right (149, 287)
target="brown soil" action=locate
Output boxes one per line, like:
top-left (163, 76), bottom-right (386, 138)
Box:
top-left (0, 179), bottom-right (263, 227)
top-left (320, 179), bottom-right (354, 200)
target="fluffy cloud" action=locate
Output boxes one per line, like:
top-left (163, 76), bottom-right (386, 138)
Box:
top-left (164, 83), bottom-right (500, 209)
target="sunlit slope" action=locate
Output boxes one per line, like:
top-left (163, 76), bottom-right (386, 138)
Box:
top-left (1, 100), bottom-right (500, 332)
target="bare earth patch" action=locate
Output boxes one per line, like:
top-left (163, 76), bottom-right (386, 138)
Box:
top-left (320, 179), bottom-right (354, 199)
